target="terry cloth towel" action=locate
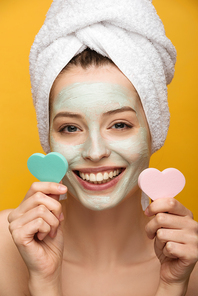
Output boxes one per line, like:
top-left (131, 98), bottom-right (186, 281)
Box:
top-left (30, 0), bottom-right (176, 154)
top-left (30, 0), bottom-right (176, 210)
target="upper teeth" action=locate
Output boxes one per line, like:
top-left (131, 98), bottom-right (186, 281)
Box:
top-left (79, 169), bottom-right (121, 182)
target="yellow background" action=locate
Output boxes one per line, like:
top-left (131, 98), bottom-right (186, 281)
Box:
top-left (0, 0), bottom-right (197, 220)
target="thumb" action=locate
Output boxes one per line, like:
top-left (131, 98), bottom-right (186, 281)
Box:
top-left (48, 181), bottom-right (67, 201)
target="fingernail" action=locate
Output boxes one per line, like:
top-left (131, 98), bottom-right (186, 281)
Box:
top-left (58, 184), bottom-right (66, 192)
top-left (144, 208), bottom-right (149, 216)
top-left (59, 212), bottom-right (64, 221)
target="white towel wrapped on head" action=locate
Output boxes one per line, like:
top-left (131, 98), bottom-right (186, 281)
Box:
top-left (29, 0), bottom-right (176, 209)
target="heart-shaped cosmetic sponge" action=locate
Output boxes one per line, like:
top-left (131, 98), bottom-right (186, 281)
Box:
top-left (27, 152), bottom-right (68, 183)
top-left (138, 168), bottom-right (185, 200)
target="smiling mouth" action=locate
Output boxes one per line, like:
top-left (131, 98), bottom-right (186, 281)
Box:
top-left (73, 168), bottom-right (124, 185)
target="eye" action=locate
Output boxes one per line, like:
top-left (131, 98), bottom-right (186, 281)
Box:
top-left (111, 122), bottom-right (132, 130)
top-left (59, 125), bottom-right (81, 133)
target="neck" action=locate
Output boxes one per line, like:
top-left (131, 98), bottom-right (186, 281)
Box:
top-left (61, 189), bottom-right (153, 269)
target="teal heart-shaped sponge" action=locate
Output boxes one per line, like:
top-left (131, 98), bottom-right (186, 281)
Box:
top-left (27, 152), bottom-right (68, 183)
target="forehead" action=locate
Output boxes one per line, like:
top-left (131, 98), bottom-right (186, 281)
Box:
top-left (52, 82), bottom-right (141, 118)
top-left (51, 65), bottom-right (139, 103)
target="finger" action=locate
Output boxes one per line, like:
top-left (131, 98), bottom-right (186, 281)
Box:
top-left (154, 240), bottom-right (177, 259)
top-left (145, 198), bottom-right (193, 218)
top-left (8, 182), bottom-right (67, 222)
top-left (162, 242), bottom-right (198, 265)
top-left (155, 227), bottom-right (198, 252)
top-left (155, 228), bottom-right (189, 245)
top-left (25, 182), bottom-right (67, 200)
top-left (154, 229), bottom-right (179, 259)
top-left (8, 192), bottom-right (63, 223)
top-left (37, 230), bottom-right (50, 241)
top-left (9, 205), bottom-right (61, 238)
top-left (145, 213), bottom-right (193, 239)
top-left (11, 218), bottom-right (51, 246)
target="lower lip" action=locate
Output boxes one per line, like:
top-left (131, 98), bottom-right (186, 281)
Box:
top-left (73, 170), bottom-right (125, 191)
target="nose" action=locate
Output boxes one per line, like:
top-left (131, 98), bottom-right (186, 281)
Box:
top-left (82, 129), bottom-right (110, 162)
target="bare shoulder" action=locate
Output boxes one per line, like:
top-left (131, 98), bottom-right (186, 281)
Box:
top-left (0, 209), bottom-right (30, 296)
top-left (186, 262), bottom-right (198, 296)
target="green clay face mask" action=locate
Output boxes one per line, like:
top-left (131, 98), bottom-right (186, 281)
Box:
top-left (50, 82), bottom-right (150, 210)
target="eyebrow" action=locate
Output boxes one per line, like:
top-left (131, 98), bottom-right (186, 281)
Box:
top-left (103, 106), bottom-right (136, 116)
top-left (53, 106), bottom-right (136, 121)
top-left (53, 112), bottom-right (83, 121)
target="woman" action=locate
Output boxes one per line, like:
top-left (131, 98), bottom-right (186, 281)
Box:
top-left (0, 0), bottom-right (197, 295)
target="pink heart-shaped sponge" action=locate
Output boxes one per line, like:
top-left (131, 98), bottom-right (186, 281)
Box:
top-left (138, 168), bottom-right (186, 200)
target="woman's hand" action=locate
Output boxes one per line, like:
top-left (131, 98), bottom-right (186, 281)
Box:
top-left (7, 182), bottom-right (67, 294)
top-left (145, 198), bottom-right (198, 294)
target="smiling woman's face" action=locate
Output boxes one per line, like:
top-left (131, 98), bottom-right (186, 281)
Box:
top-left (49, 65), bottom-right (151, 210)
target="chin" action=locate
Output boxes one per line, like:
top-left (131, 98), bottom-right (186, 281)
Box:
top-left (78, 195), bottom-right (121, 211)
top-left (69, 183), bottom-right (141, 211)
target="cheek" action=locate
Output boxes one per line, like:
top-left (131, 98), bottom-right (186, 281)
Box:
top-left (107, 127), bottom-right (150, 164)
top-left (50, 136), bottom-right (83, 164)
